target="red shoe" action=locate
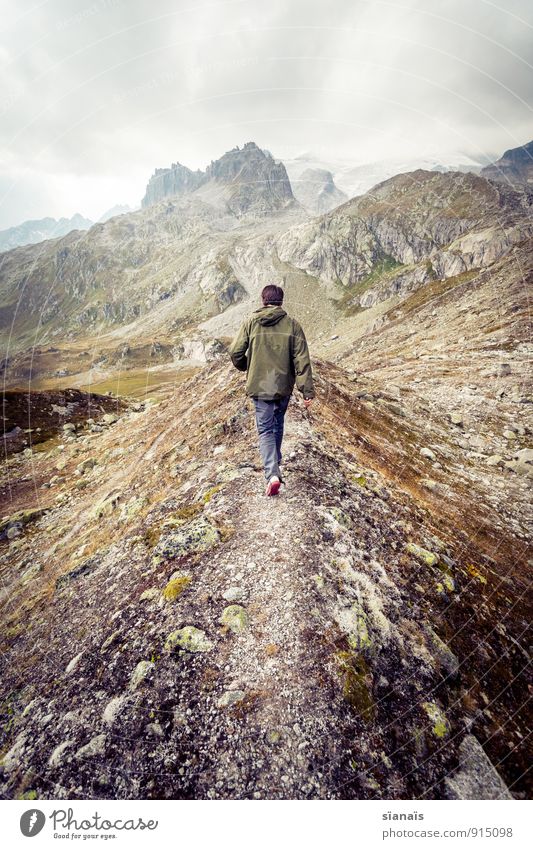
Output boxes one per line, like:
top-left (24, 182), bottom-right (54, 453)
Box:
top-left (266, 475), bottom-right (281, 496)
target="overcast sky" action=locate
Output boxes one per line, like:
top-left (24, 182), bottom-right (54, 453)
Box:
top-left (0, 0), bottom-right (532, 228)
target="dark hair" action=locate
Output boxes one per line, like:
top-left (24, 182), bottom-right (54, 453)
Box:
top-left (261, 284), bottom-right (284, 306)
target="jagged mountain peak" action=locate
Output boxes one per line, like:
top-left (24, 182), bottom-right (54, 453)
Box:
top-left (291, 167), bottom-right (348, 215)
top-left (142, 141), bottom-right (294, 215)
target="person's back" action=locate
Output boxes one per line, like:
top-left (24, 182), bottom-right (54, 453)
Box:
top-left (229, 284), bottom-right (314, 496)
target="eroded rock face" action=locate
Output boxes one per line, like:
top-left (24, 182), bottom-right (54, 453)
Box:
top-left (276, 169), bottom-right (533, 304)
top-left (142, 163), bottom-right (206, 207)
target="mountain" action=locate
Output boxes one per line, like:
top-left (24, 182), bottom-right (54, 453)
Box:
top-left (291, 168), bottom-right (348, 214)
top-left (481, 139), bottom-right (533, 187)
top-left (142, 141), bottom-right (295, 217)
top-left (1, 161), bottom-right (532, 393)
top-left (0, 213), bottom-right (93, 252)
top-left (98, 204), bottom-right (136, 223)
top-left (275, 169), bottom-right (533, 299)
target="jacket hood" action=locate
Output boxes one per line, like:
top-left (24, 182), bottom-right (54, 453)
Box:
top-left (253, 305), bottom-right (287, 327)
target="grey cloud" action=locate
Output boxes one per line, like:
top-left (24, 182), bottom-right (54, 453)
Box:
top-left (0, 0), bottom-right (532, 227)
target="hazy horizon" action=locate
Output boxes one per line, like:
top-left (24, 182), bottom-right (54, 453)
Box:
top-left (1, 0), bottom-right (532, 228)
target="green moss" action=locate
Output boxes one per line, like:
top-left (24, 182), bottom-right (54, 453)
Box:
top-left (164, 503), bottom-right (204, 525)
top-left (17, 790), bottom-right (38, 800)
top-left (162, 575), bottom-right (192, 601)
top-left (350, 474), bottom-right (367, 487)
top-left (328, 506), bottom-right (352, 528)
top-left (335, 651), bottom-right (375, 721)
top-left (154, 517), bottom-right (220, 560)
top-left (406, 542), bottom-right (439, 567)
top-left (422, 701), bottom-right (450, 738)
top-left (220, 605), bottom-right (248, 634)
top-left (336, 602), bottom-right (372, 652)
top-left (466, 563), bottom-right (487, 584)
top-left (437, 560), bottom-right (456, 592)
top-left (335, 254), bottom-right (405, 316)
top-left (201, 484), bottom-right (223, 504)
top-left (165, 626), bottom-right (214, 653)
top-left (441, 574), bottom-right (455, 592)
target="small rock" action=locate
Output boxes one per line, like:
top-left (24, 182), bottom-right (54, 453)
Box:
top-left (76, 733), bottom-right (106, 759)
top-left (420, 447), bottom-right (436, 461)
top-left (220, 605), bottom-right (248, 634)
top-left (222, 587), bottom-right (245, 603)
top-left (140, 587), bottom-right (161, 602)
top-left (383, 401), bottom-right (406, 417)
top-left (129, 660), bottom-right (155, 690)
top-left (406, 542), bottom-right (439, 566)
top-left (146, 722), bottom-right (164, 737)
top-left (65, 652), bottom-right (84, 675)
top-left (76, 458), bottom-right (97, 474)
top-left (217, 690), bottom-right (246, 708)
top-left (422, 701), bottom-right (450, 738)
top-left (102, 695), bottom-right (126, 726)
top-left (162, 574), bottom-right (192, 602)
top-left (165, 626), bottom-right (214, 653)
top-left (49, 740), bottom-right (73, 767)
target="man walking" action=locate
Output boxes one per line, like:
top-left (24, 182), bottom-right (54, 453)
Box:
top-left (228, 284), bottom-right (315, 496)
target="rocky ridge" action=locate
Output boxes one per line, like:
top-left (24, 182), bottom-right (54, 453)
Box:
top-left (0, 351), bottom-right (530, 800)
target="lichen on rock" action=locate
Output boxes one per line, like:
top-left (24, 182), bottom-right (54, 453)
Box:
top-left (154, 517), bottom-right (220, 560)
top-left (164, 626), bottom-right (214, 653)
top-left (220, 604), bottom-right (248, 634)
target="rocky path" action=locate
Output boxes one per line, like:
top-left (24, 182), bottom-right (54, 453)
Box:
top-left (189, 411), bottom-right (350, 799)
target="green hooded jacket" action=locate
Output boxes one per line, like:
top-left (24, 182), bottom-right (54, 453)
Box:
top-left (228, 305), bottom-right (315, 401)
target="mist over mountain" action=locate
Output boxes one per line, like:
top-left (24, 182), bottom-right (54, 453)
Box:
top-left (282, 150), bottom-right (490, 202)
top-left (98, 205), bottom-right (137, 224)
top-left (0, 213), bottom-right (93, 252)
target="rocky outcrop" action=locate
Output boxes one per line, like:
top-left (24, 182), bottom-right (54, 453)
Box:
top-left (142, 163), bottom-right (206, 208)
top-left (481, 139), bottom-right (533, 187)
top-left (142, 142), bottom-right (295, 217)
top-left (276, 169), bottom-right (533, 311)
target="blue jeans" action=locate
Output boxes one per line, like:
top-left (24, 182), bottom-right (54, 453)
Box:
top-left (252, 395), bottom-right (291, 480)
